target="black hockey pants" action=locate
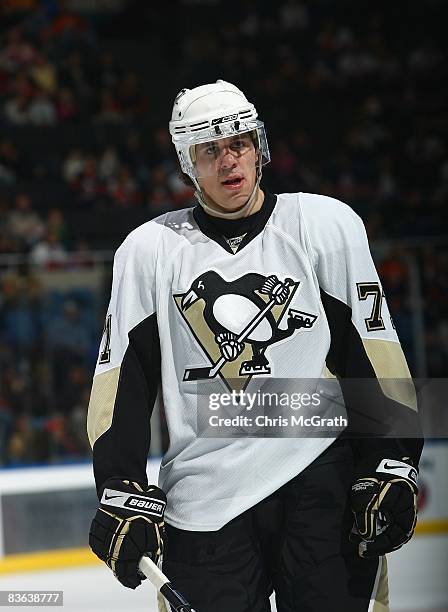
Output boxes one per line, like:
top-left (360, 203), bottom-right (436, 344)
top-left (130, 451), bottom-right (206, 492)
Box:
top-left (162, 440), bottom-right (388, 612)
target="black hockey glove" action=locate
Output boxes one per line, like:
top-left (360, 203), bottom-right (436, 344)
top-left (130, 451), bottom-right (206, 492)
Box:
top-left (89, 478), bottom-right (166, 589)
top-left (350, 455), bottom-right (418, 558)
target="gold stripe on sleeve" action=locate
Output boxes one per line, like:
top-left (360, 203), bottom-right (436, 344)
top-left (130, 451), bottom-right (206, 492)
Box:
top-left (87, 366), bottom-right (121, 447)
top-left (362, 339), bottom-right (417, 411)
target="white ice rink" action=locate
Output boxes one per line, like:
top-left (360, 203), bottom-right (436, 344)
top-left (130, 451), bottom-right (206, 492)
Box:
top-left (0, 536), bottom-right (447, 612)
top-left (0, 564), bottom-right (158, 612)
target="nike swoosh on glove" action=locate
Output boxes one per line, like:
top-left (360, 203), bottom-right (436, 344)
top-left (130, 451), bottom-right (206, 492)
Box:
top-left (350, 456), bottom-right (418, 558)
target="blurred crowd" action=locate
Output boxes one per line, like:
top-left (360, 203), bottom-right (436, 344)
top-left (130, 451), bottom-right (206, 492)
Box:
top-left (173, 0), bottom-right (447, 240)
top-left (0, 270), bottom-right (98, 465)
top-left (0, 0), bottom-right (447, 465)
top-left (0, 1), bottom-right (446, 238)
top-left (0, 4), bottom-right (148, 127)
top-left (60, 133), bottom-right (192, 212)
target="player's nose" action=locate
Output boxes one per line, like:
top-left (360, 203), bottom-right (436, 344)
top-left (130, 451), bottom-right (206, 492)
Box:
top-left (219, 150), bottom-right (238, 171)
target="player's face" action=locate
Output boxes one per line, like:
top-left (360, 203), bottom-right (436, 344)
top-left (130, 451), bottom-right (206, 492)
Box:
top-left (195, 134), bottom-right (259, 211)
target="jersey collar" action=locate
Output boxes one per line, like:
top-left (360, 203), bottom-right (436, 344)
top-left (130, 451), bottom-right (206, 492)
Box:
top-left (193, 192), bottom-right (277, 254)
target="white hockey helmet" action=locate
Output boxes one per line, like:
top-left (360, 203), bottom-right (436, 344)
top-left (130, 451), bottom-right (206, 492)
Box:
top-left (169, 79), bottom-right (270, 182)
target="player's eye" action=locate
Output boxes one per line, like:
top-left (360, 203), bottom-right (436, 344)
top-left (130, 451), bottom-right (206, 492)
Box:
top-left (230, 138), bottom-right (250, 152)
top-left (204, 144), bottom-right (218, 156)
top-left (197, 143), bottom-right (216, 159)
top-left (232, 139), bottom-right (244, 148)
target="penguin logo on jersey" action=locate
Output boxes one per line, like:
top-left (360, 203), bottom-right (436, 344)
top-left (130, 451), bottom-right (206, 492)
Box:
top-left (174, 271), bottom-right (318, 392)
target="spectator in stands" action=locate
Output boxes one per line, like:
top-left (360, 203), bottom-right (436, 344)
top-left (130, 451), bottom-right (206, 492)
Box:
top-left (46, 208), bottom-right (69, 246)
top-left (98, 145), bottom-right (120, 182)
top-left (68, 386), bottom-right (91, 455)
top-left (167, 170), bottom-right (194, 208)
top-left (1, 363), bottom-right (29, 416)
top-left (95, 88), bottom-right (124, 123)
top-left (62, 147), bottom-right (84, 183)
top-left (107, 164), bottom-right (141, 207)
top-left (148, 127), bottom-right (176, 171)
top-left (29, 54), bottom-right (57, 95)
top-left (59, 50), bottom-right (91, 107)
top-left (30, 230), bottom-right (68, 267)
top-left (0, 138), bottom-right (24, 184)
top-left (49, 0), bottom-right (93, 46)
top-left (55, 86), bottom-right (79, 122)
top-left (28, 87), bottom-right (56, 125)
top-left (8, 68), bottom-right (34, 99)
top-left (376, 155), bottom-right (398, 202)
top-left (117, 71), bottom-right (148, 117)
top-left (270, 138), bottom-right (298, 192)
top-left (7, 415), bottom-right (38, 466)
top-left (46, 299), bottom-right (91, 392)
top-left (0, 228), bottom-right (21, 254)
top-left (0, 26), bottom-right (38, 71)
top-left (0, 272), bottom-right (43, 357)
top-left (97, 50), bottom-right (122, 90)
top-left (121, 131), bottom-right (149, 184)
top-left (58, 365), bottom-right (88, 415)
top-left (279, 0), bottom-right (309, 31)
top-left (70, 155), bottom-right (105, 207)
top-left (7, 192), bottom-right (45, 248)
top-left (379, 249), bottom-right (409, 301)
top-left (70, 239), bottom-right (94, 268)
top-left (44, 413), bottom-right (78, 459)
top-left (3, 91), bottom-right (30, 124)
top-left (146, 165), bottom-right (175, 215)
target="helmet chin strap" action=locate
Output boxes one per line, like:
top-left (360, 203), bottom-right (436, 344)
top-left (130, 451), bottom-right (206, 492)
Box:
top-left (193, 157), bottom-right (263, 220)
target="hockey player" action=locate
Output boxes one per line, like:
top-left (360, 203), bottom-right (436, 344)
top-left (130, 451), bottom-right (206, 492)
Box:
top-left (88, 80), bottom-right (423, 611)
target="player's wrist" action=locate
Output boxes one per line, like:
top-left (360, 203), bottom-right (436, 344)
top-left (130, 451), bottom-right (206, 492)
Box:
top-left (99, 478), bottom-right (167, 523)
top-left (354, 451), bottom-right (418, 485)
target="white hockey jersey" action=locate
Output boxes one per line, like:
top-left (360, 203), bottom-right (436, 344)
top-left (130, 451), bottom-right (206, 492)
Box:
top-left (87, 192), bottom-right (421, 531)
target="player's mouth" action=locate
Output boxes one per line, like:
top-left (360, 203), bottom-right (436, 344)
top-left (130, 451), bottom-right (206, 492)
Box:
top-left (221, 175), bottom-right (244, 190)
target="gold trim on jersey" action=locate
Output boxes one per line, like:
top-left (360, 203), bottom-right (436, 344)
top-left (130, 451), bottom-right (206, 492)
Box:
top-left (87, 366), bottom-right (121, 447)
top-left (362, 339), bottom-right (417, 411)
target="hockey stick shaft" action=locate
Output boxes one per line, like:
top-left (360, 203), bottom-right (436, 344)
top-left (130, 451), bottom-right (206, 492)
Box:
top-left (138, 556), bottom-right (196, 612)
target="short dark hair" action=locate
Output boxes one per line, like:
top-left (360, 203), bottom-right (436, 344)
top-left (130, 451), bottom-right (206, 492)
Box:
top-left (179, 170), bottom-right (195, 189)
